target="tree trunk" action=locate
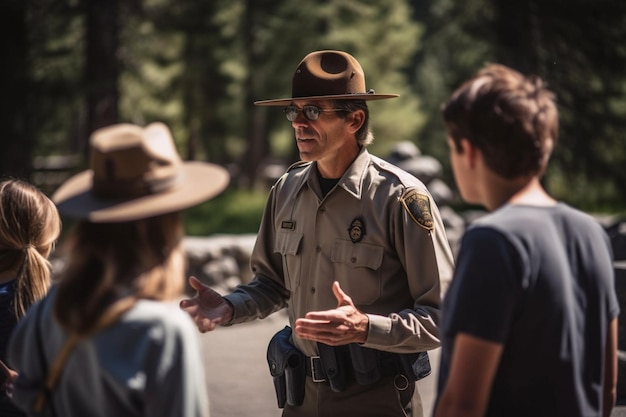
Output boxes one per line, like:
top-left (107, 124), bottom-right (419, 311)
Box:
top-left (0, 1), bottom-right (32, 178)
top-left (493, 0), bottom-right (538, 73)
top-left (241, 0), bottom-right (270, 189)
top-left (84, 0), bottom-right (119, 156)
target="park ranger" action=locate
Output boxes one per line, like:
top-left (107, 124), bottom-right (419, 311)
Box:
top-left (180, 50), bottom-right (454, 417)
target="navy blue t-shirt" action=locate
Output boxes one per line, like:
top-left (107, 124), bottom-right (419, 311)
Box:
top-left (437, 203), bottom-right (619, 417)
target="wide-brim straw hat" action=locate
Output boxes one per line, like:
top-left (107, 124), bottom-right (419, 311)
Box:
top-left (53, 122), bottom-right (230, 223)
top-left (254, 50), bottom-right (399, 106)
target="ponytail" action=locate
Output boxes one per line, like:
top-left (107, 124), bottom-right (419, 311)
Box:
top-left (13, 245), bottom-right (53, 318)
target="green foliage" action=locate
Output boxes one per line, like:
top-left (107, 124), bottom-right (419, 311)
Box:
top-left (411, 0), bottom-right (495, 161)
top-left (182, 188), bottom-right (268, 236)
top-left (252, 0), bottom-right (426, 156)
top-left (13, 0), bottom-right (626, 214)
top-left (412, 0), bottom-right (626, 212)
top-left (27, 1), bottom-right (85, 156)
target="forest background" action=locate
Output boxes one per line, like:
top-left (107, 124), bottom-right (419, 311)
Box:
top-left (1, 0), bottom-right (625, 235)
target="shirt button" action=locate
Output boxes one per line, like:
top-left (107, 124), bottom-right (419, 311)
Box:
top-left (316, 246), bottom-right (321, 253)
top-left (310, 287), bottom-right (316, 294)
top-left (319, 206), bottom-right (326, 212)
top-left (350, 257), bottom-right (357, 263)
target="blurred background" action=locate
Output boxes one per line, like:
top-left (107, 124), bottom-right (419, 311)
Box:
top-left (3, 2), bottom-right (626, 414)
top-left (1, 0), bottom-right (625, 236)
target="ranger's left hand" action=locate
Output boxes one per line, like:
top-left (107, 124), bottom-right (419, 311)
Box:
top-left (294, 281), bottom-right (369, 345)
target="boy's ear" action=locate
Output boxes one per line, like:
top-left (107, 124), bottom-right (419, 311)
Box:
top-left (460, 138), bottom-right (480, 168)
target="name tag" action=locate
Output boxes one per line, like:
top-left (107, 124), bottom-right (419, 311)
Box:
top-left (281, 221), bottom-right (296, 230)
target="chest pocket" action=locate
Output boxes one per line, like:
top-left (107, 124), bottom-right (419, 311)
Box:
top-left (330, 239), bottom-right (384, 305)
top-left (274, 230), bottom-right (303, 290)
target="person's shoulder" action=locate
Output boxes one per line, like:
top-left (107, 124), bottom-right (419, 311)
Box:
top-left (286, 160), bottom-right (312, 173)
top-left (465, 208), bottom-right (526, 241)
top-left (126, 300), bottom-right (196, 333)
top-left (555, 202), bottom-right (595, 220)
top-left (472, 203), bottom-right (607, 244)
top-left (106, 301), bottom-right (200, 355)
top-left (272, 160), bottom-right (311, 184)
top-left (487, 202), bottom-right (597, 228)
top-left (368, 154), bottom-right (428, 190)
top-left (271, 160), bottom-right (312, 191)
top-left (554, 202), bottom-right (608, 234)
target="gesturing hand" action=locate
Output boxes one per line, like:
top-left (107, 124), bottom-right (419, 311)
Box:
top-left (1, 360), bottom-right (17, 399)
top-left (179, 276), bottom-right (234, 333)
top-left (294, 281), bottom-right (369, 345)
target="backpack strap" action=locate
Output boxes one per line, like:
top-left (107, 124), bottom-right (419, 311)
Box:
top-left (33, 297), bottom-right (136, 414)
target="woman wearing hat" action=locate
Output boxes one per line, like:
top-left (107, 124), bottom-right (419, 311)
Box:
top-left (181, 50), bottom-right (454, 417)
top-left (7, 122), bottom-right (229, 417)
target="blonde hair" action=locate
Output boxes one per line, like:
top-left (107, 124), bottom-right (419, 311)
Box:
top-left (0, 179), bottom-right (61, 318)
top-left (54, 212), bottom-right (185, 335)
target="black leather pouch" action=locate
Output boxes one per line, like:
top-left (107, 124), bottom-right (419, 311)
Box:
top-left (398, 351), bottom-right (432, 381)
top-left (317, 343), bottom-right (348, 392)
top-left (266, 326), bottom-right (305, 408)
top-left (284, 348), bottom-right (305, 406)
top-left (348, 344), bottom-right (381, 385)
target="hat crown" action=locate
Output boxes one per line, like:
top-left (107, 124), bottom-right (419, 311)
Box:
top-left (292, 50), bottom-right (366, 98)
top-left (52, 122), bottom-right (230, 223)
top-left (90, 123), bottom-right (181, 198)
top-left (253, 50), bottom-right (398, 106)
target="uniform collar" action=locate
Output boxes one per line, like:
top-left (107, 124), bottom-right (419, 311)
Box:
top-left (298, 147), bottom-right (371, 200)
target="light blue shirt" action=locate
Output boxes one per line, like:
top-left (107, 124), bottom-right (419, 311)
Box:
top-left (7, 287), bottom-right (209, 417)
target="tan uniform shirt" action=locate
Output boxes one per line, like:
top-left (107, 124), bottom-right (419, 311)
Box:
top-left (224, 149), bottom-right (454, 357)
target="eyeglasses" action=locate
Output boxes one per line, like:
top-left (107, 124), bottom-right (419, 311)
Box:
top-left (284, 105), bottom-right (344, 122)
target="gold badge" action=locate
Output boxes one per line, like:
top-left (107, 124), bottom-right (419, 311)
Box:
top-left (348, 218), bottom-right (366, 243)
top-left (401, 190), bottom-right (434, 231)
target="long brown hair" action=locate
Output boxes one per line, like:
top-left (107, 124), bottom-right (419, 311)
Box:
top-left (54, 212), bottom-right (185, 335)
top-left (0, 179), bottom-right (61, 318)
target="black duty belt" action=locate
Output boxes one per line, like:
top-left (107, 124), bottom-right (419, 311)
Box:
top-left (305, 351), bottom-right (402, 383)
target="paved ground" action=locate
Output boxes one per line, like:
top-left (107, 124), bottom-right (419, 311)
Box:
top-left (200, 311), bottom-right (626, 417)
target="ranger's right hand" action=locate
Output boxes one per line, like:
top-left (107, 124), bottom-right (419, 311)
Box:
top-left (179, 276), bottom-right (234, 332)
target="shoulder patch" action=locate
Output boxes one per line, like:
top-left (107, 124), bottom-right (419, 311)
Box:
top-left (401, 190), bottom-right (434, 231)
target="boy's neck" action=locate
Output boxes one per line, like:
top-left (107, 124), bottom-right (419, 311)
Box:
top-left (483, 175), bottom-right (556, 211)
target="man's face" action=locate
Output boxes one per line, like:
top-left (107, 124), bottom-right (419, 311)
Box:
top-left (289, 100), bottom-right (352, 164)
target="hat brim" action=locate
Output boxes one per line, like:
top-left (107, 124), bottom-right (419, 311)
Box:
top-left (52, 162), bottom-right (230, 223)
top-left (254, 93), bottom-right (399, 107)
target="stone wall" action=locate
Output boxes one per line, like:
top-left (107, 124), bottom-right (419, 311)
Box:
top-left (184, 234), bottom-right (258, 294)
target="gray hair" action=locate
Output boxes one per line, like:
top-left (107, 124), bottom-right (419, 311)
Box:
top-left (332, 100), bottom-right (373, 147)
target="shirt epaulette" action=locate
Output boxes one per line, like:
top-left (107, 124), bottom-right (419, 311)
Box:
top-left (286, 160), bottom-right (313, 172)
top-left (369, 155), bottom-right (428, 191)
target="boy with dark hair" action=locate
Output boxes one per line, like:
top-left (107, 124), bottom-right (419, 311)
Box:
top-left (434, 64), bottom-right (619, 417)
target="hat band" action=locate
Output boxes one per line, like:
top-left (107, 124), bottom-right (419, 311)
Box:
top-left (93, 174), bottom-right (181, 199)
top-left (292, 89), bottom-right (377, 98)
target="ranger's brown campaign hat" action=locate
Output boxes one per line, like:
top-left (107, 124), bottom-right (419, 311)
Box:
top-left (254, 50), bottom-right (399, 106)
top-left (53, 122), bottom-right (229, 223)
